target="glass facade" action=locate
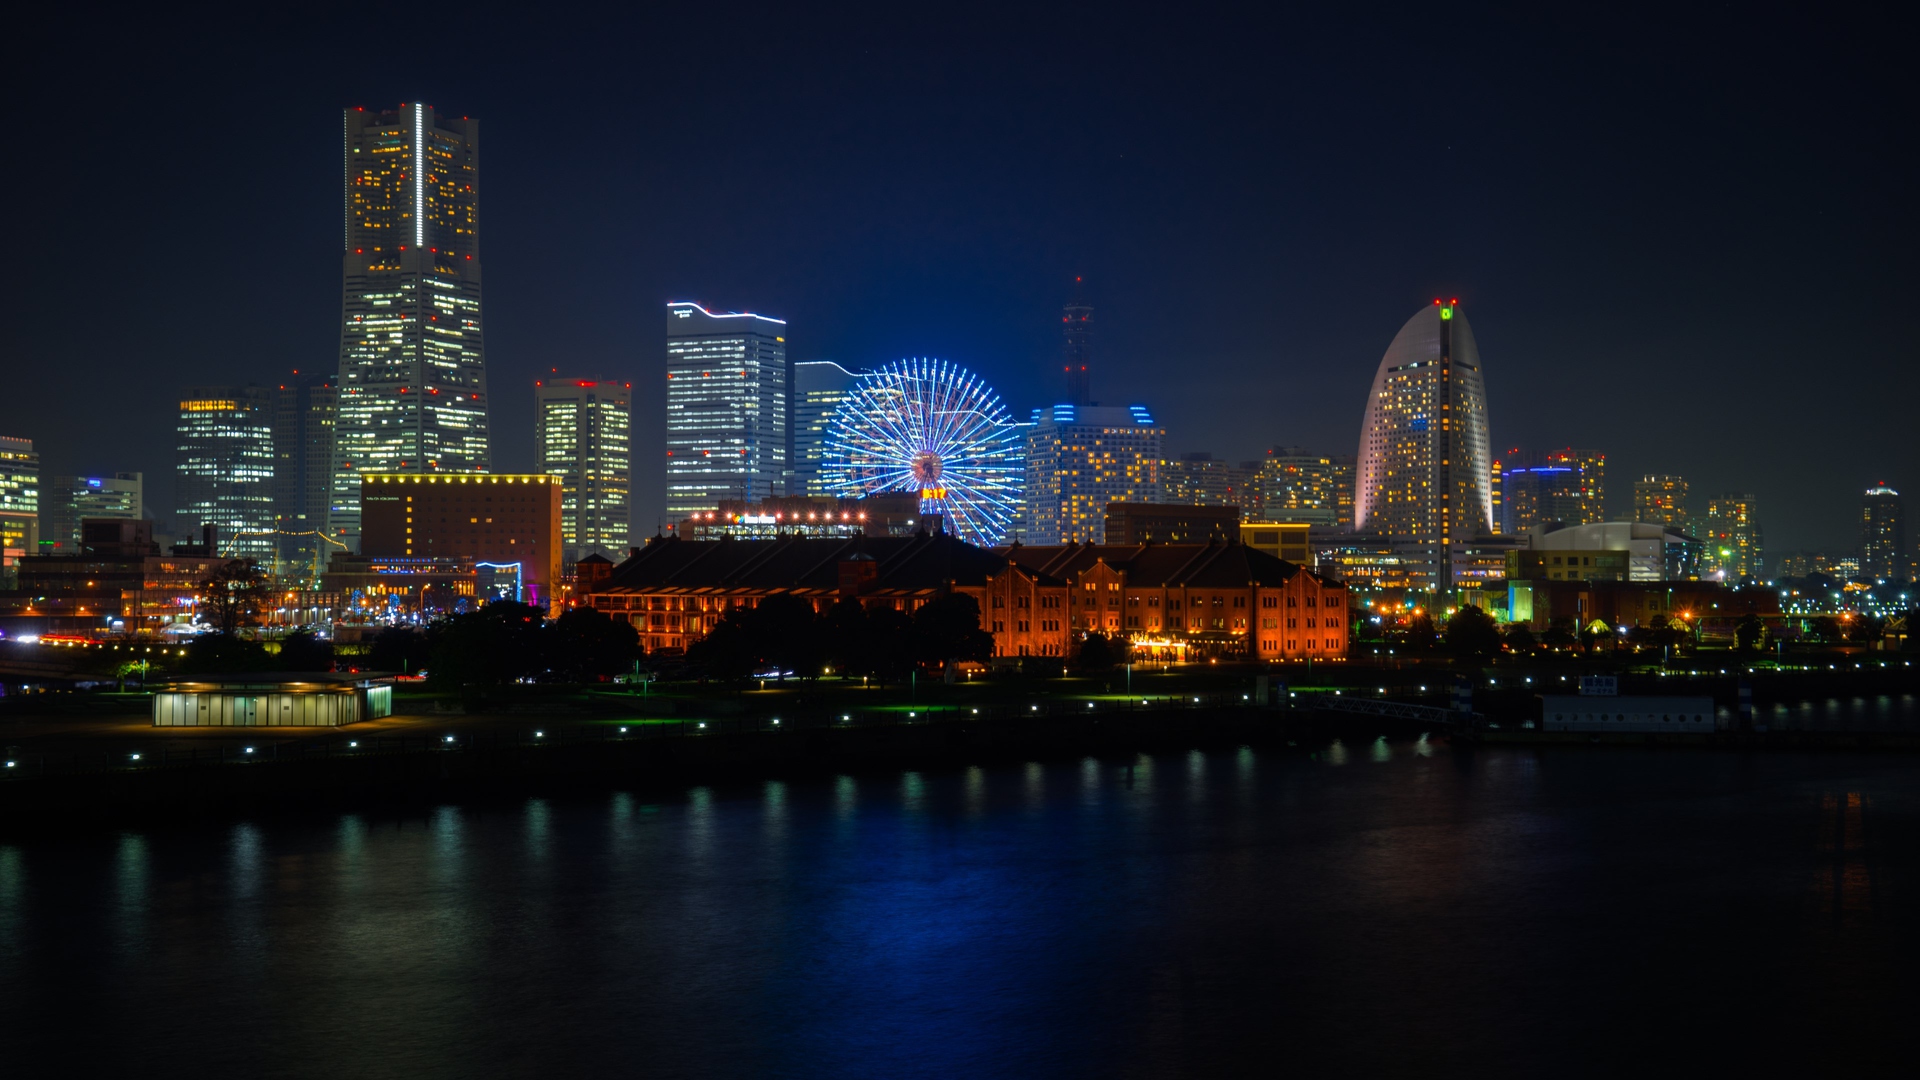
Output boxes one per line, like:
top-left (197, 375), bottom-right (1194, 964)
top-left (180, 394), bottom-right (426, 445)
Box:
top-left (665, 302), bottom-right (789, 515)
top-left (272, 373), bottom-right (339, 582)
top-left (332, 104), bottom-right (488, 552)
top-left (1020, 405), bottom-right (1163, 544)
top-left (174, 387), bottom-right (276, 561)
top-left (535, 379), bottom-right (632, 562)
top-left (793, 361), bottom-right (862, 496)
top-left (39, 472), bottom-right (143, 553)
top-left (1499, 449), bottom-right (1607, 533)
top-left (0, 435), bottom-right (38, 586)
top-left (1355, 303), bottom-right (1493, 587)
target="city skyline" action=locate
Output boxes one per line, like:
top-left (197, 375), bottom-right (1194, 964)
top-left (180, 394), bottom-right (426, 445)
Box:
top-left (2, 11), bottom-right (1913, 557)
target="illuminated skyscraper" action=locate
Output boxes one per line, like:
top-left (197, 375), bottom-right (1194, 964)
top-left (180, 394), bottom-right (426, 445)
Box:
top-left (273, 373), bottom-right (338, 579)
top-left (1861, 485), bottom-right (1906, 582)
top-left (1354, 301), bottom-right (1493, 587)
top-left (1160, 453), bottom-right (1253, 508)
top-left (793, 361), bottom-right (863, 496)
top-left (1063, 279), bottom-right (1093, 406)
top-left (665, 302), bottom-right (789, 515)
top-left (1702, 492), bottom-right (1762, 581)
top-left (175, 387), bottom-right (275, 561)
top-left (1021, 404), bottom-right (1163, 544)
top-left (535, 378), bottom-right (632, 562)
top-left (1634, 474), bottom-right (1690, 534)
top-left (331, 104), bottom-right (488, 552)
top-left (0, 436), bottom-right (37, 585)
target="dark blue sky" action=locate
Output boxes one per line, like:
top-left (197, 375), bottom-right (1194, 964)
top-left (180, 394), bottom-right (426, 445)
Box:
top-left (3, 4), bottom-right (1912, 553)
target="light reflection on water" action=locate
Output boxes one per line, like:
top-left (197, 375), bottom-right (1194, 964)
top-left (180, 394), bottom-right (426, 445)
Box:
top-left (1, 740), bottom-right (1918, 1078)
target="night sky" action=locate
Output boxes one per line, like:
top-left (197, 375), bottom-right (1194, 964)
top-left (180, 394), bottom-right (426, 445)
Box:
top-left (4, 5), bottom-right (1911, 554)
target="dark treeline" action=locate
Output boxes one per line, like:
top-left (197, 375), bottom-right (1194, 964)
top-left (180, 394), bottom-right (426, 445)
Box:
top-left (686, 593), bottom-right (994, 684)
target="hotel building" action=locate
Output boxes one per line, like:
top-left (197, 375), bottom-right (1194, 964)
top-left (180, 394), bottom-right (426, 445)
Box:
top-left (356, 474), bottom-right (563, 611)
top-left (1354, 301), bottom-right (1493, 590)
top-left (1021, 404), bottom-right (1163, 544)
top-left (665, 302), bottom-right (790, 515)
top-left (332, 104), bottom-right (489, 552)
top-left (535, 378), bottom-right (632, 562)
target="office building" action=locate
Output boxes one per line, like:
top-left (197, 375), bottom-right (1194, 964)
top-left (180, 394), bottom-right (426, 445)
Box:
top-left (1104, 502), bottom-right (1241, 544)
top-left (39, 473), bottom-right (143, 554)
top-left (793, 361), bottom-right (863, 496)
top-left (1021, 404), bottom-right (1163, 544)
top-left (332, 104), bottom-right (490, 553)
top-left (272, 373), bottom-right (338, 580)
top-left (1633, 474), bottom-right (1690, 534)
top-left (1499, 449), bottom-right (1606, 533)
top-left (1702, 493), bottom-right (1762, 581)
top-left (1255, 447), bottom-right (1354, 527)
top-left (665, 302), bottom-right (789, 515)
top-left (175, 387), bottom-right (275, 561)
top-left (1063, 278), bottom-right (1093, 407)
top-left (0, 436), bottom-right (37, 587)
top-left (356, 473), bottom-right (562, 611)
top-left (1354, 301), bottom-right (1493, 589)
top-left (1861, 485), bottom-right (1906, 582)
top-left (535, 378), bottom-right (632, 563)
top-left (4, 519), bottom-right (224, 635)
top-left (1160, 453), bottom-right (1253, 508)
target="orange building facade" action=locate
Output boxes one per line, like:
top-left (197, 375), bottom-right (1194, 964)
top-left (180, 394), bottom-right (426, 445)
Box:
top-left (358, 474), bottom-right (563, 610)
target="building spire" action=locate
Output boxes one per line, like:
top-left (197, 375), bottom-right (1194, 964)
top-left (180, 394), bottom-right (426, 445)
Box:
top-left (1063, 276), bottom-right (1092, 406)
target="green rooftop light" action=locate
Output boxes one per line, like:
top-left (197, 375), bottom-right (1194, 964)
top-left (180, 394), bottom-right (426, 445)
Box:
top-left (1440, 306), bottom-right (1453, 320)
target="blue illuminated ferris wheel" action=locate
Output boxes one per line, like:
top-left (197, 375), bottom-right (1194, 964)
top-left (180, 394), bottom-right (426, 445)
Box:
top-left (820, 358), bottom-right (1025, 546)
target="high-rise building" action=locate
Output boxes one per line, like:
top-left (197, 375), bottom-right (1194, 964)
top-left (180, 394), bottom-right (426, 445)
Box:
top-left (40, 473), bottom-right (144, 553)
top-left (1860, 484), bottom-right (1906, 582)
top-left (175, 387), bottom-right (275, 561)
top-left (357, 473), bottom-right (563, 612)
top-left (1254, 447), bottom-right (1354, 527)
top-left (1063, 278), bottom-right (1093, 407)
top-left (273, 372), bottom-right (338, 580)
top-left (1702, 492), bottom-right (1762, 581)
top-left (1498, 449), bottom-right (1606, 533)
top-left (1634, 474), bottom-right (1690, 534)
top-left (1160, 453), bottom-right (1252, 508)
top-left (793, 361), bottom-right (863, 496)
top-left (1354, 301), bottom-right (1493, 588)
top-left (665, 302), bottom-right (790, 516)
top-left (331, 104), bottom-right (489, 552)
top-left (0, 436), bottom-right (38, 586)
top-left (535, 378), bottom-right (632, 563)
top-left (1020, 404), bottom-right (1163, 544)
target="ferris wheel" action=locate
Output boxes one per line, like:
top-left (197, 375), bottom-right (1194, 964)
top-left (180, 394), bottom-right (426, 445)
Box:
top-left (820, 358), bottom-right (1026, 545)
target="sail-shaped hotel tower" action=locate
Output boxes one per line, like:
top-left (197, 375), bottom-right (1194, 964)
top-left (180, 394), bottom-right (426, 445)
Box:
top-left (1354, 301), bottom-right (1493, 588)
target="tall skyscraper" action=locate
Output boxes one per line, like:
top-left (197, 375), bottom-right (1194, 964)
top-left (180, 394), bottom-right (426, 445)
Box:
top-left (1021, 404), bottom-right (1163, 544)
top-left (1634, 474), bottom-right (1690, 534)
top-left (535, 378), bottom-right (632, 563)
top-left (0, 436), bottom-right (38, 586)
top-left (665, 302), bottom-right (789, 515)
top-left (175, 387), bottom-right (275, 561)
top-left (1254, 447), bottom-right (1355, 527)
top-left (273, 372), bottom-right (338, 579)
top-left (332, 104), bottom-right (489, 552)
top-left (1499, 449), bottom-right (1606, 533)
top-left (40, 473), bottom-right (144, 553)
top-left (1860, 484), bottom-right (1906, 582)
top-left (793, 361), bottom-right (863, 496)
top-left (1702, 492), bottom-right (1762, 581)
top-left (1355, 301), bottom-right (1493, 588)
top-left (1160, 453), bottom-right (1252, 508)
top-left (1063, 278), bottom-right (1093, 406)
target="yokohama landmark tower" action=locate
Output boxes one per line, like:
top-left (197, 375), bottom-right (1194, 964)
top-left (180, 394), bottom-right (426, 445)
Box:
top-left (331, 104), bottom-right (490, 551)
top-left (1354, 301), bottom-right (1493, 589)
